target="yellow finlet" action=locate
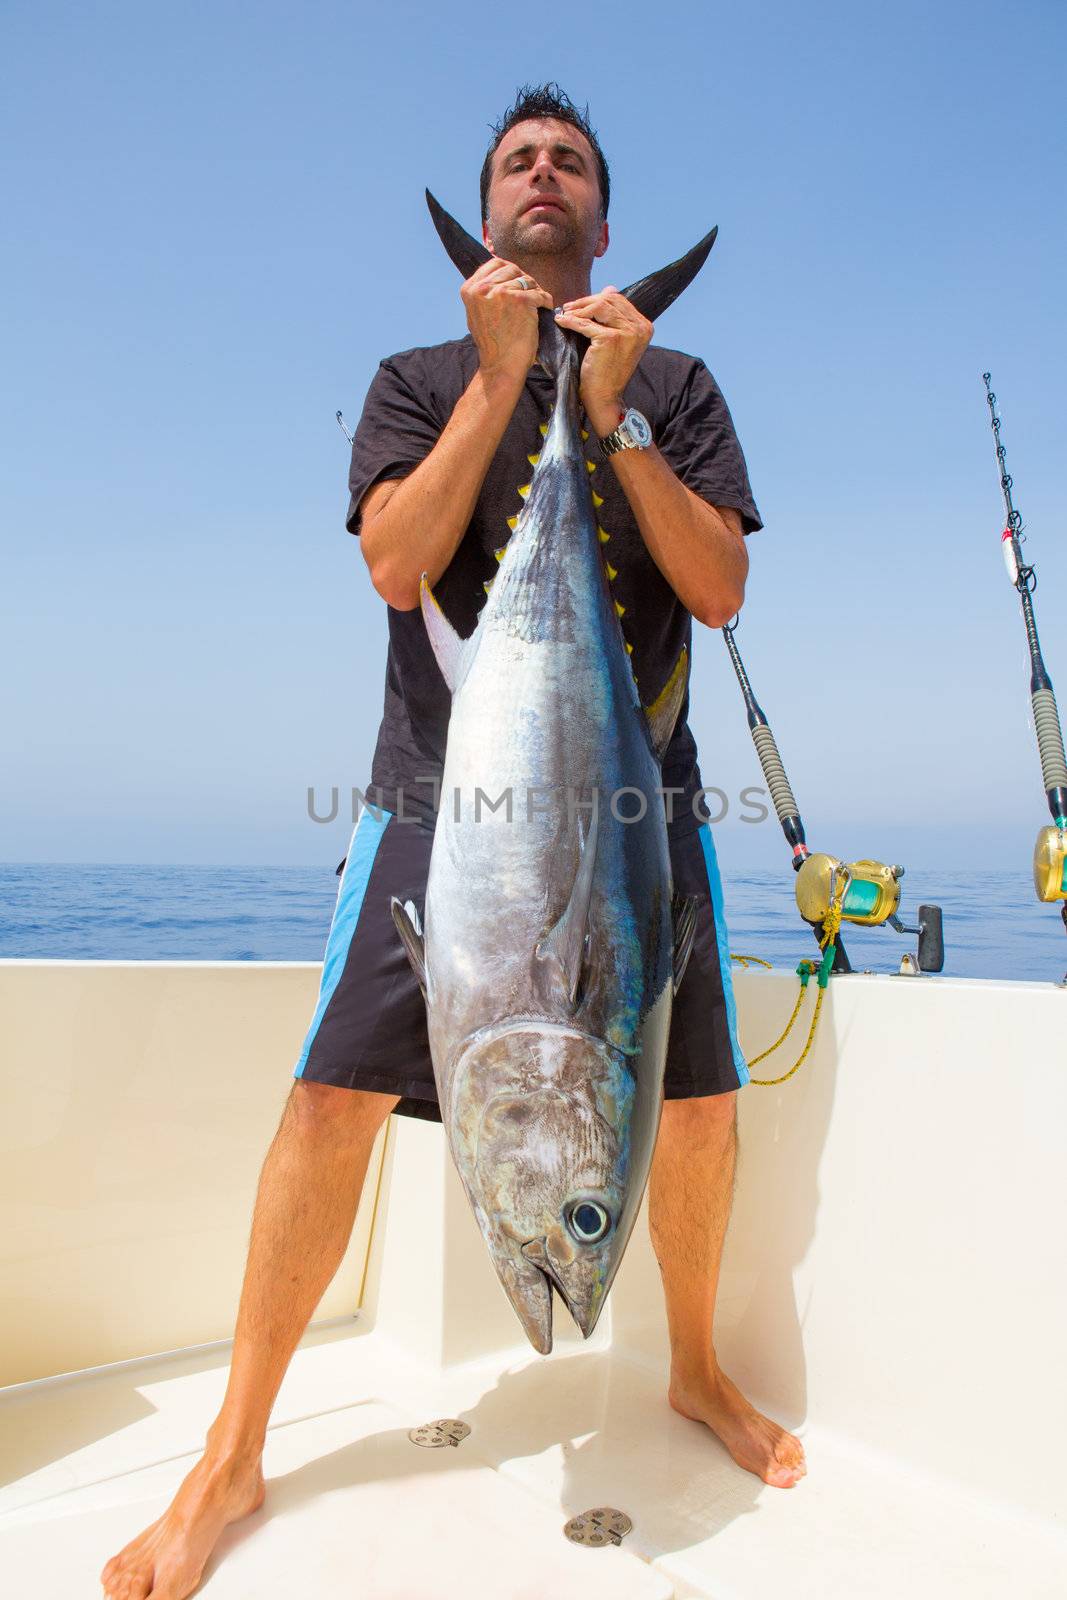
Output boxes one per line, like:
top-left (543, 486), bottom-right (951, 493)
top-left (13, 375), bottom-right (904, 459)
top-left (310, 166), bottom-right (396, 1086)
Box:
top-left (586, 461), bottom-right (596, 474)
top-left (538, 423), bottom-right (548, 437)
top-left (581, 428), bottom-right (589, 441)
top-left (614, 600), bottom-right (626, 618)
top-left (494, 546), bottom-right (506, 562)
top-left (527, 452), bottom-right (541, 467)
top-left (592, 490), bottom-right (604, 508)
top-left (605, 561), bottom-right (618, 580)
top-left (507, 515), bottom-right (518, 531)
top-left (483, 578), bottom-right (494, 594)
top-left (517, 483), bottom-right (531, 499)
top-left (625, 641), bottom-right (633, 655)
top-left (597, 526), bottom-right (610, 544)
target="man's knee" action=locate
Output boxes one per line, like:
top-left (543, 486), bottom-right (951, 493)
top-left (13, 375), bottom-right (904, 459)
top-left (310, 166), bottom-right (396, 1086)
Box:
top-left (285, 1079), bottom-right (399, 1139)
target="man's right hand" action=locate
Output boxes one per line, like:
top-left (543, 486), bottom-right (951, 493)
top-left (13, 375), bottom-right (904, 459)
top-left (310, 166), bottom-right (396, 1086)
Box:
top-left (461, 257), bottom-right (554, 386)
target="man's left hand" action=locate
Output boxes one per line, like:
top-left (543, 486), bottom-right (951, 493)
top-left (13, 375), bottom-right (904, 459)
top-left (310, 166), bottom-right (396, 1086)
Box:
top-left (553, 288), bottom-right (653, 439)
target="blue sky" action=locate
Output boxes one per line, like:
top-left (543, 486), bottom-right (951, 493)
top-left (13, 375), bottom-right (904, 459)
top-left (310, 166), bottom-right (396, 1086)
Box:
top-left (3, 0), bottom-right (1064, 875)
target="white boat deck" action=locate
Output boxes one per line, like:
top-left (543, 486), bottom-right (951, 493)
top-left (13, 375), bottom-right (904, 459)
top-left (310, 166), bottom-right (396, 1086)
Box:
top-left (3, 1320), bottom-right (1064, 1598)
top-left (1, 960), bottom-right (1065, 1596)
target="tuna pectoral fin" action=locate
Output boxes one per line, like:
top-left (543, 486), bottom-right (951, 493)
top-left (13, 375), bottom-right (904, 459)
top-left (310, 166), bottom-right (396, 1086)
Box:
top-left (644, 645), bottom-right (689, 762)
top-left (499, 1253), bottom-right (554, 1355)
top-left (672, 891), bottom-right (701, 994)
top-left (533, 804), bottom-right (600, 1013)
top-left (419, 573), bottom-right (469, 694)
top-left (390, 896), bottom-right (427, 1003)
top-left (621, 225), bottom-right (718, 322)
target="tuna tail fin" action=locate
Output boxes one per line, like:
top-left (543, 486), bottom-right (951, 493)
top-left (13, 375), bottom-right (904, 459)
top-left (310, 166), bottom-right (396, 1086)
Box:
top-left (425, 187), bottom-right (715, 326)
top-left (425, 188), bottom-right (491, 277)
top-left (621, 225), bottom-right (718, 322)
top-left (424, 189), bottom-right (571, 377)
top-left (644, 645), bottom-right (689, 762)
top-left (533, 802), bottom-right (599, 1014)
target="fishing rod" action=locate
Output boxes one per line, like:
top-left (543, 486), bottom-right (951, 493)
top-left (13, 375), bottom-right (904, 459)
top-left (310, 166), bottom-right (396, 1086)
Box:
top-left (721, 616), bottom-right (944, 977)
top-left (982, 374), bottom-right (1067, 966)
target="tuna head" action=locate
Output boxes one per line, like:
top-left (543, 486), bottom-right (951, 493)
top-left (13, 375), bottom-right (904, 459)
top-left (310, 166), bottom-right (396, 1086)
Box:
top-left (444, 1019), bottom-right (662, 1354)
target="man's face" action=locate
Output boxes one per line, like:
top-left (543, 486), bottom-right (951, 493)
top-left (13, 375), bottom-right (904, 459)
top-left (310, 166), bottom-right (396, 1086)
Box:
top-left (483, 117), bottom-right (609, 266)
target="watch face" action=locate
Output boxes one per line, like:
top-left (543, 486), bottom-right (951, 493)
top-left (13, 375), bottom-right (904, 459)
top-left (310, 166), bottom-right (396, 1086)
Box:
top-left (624, 407), bottom-right (652, 448)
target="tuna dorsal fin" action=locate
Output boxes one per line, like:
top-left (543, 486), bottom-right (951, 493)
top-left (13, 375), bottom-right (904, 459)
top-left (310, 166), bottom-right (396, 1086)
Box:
top-left (419, 572), bottom-right (469, 694)
top-left (621, 225), bottom-right (718, 322)
top-left (672, 891), bottom-right (700, 995)
top-left (425, 189), bottom-right (492, 278)
top-left (390, 896), bottom-right (427, 1003)
top-left (644, 645), bottom-right (689, 762)
top-left (533, 803), bottom-right (600, 1014)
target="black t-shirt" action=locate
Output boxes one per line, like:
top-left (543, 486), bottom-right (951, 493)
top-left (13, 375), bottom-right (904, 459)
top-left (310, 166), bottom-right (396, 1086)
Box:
top-left (346, 334), bottom-right (762, 838)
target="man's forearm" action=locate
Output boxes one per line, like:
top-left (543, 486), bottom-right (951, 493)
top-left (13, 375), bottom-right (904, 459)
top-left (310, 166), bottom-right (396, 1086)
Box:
top-left (600, 440), bottom-right (748, 627)
top-left (552, 282), bottom-right (749, 630)
top-left (361, 367), bottom-right (525, 611)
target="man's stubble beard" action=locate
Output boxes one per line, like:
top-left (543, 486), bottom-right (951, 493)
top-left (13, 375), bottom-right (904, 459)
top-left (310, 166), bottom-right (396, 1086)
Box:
top-left (487, 207), bottom-right (589, 270)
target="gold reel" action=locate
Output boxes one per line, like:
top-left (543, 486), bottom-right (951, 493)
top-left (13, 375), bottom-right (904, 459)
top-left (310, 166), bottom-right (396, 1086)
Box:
top-left (794, 853), bottom-right (902, 928)
top-left (1033, 825), bottom-right (1067, 903)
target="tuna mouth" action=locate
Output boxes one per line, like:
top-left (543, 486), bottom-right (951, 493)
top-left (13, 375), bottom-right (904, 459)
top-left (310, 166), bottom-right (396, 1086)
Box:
top-left (501, 1251), bottom-right (555, 1353)
top-left (520, 1238), bottom-right (600, 1340)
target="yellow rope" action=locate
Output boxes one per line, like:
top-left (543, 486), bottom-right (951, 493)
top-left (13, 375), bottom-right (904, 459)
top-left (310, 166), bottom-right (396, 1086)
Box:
top-left (746, 977), bottom-right (827, 1085)
top-left (733, 901), bottom-right (844, 1087)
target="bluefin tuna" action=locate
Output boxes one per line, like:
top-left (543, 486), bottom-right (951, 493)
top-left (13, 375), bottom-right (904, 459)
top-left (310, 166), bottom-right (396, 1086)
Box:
top-left (390, 193), bottom-right (718, 1353)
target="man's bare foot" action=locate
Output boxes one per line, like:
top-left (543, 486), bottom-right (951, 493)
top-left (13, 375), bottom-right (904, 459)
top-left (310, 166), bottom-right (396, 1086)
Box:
top-left (99, 1447), bottom-right (265, 1598)
top-left (668, 1363), bottom-right (807, 1488)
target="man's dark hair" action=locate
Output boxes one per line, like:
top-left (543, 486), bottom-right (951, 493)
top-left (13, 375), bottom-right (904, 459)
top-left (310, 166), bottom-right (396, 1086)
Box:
top-left (479, 83), bottom-right (610, 223)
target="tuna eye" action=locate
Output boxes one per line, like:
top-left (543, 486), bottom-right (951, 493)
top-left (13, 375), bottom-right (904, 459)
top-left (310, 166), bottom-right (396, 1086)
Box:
top-left (567, 1200), bottom-right (610, 1243)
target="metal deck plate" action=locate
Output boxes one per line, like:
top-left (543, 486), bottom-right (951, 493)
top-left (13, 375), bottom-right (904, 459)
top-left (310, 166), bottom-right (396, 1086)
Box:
top-left (408, 1418), bottom-right (471, 1449)
top-left (564, 1507), bottom-right (633, 1547)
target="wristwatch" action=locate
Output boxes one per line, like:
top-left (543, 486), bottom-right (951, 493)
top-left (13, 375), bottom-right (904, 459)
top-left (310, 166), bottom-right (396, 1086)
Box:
top-left (599, 406), bottom-right (653, 456)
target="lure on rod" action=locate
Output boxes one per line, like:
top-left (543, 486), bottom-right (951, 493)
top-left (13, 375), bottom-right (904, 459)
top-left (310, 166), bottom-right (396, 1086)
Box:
top-left (721, 617), bottom-right (944, 976)
top-left (982, 374), bottom-right (1067, 949)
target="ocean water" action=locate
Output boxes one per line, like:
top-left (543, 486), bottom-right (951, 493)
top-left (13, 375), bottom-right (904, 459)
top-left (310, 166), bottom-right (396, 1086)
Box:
top-left (1, 860), bottom-right (1064, 984)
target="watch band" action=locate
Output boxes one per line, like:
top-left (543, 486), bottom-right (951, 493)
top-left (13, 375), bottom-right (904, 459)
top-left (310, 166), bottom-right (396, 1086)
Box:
top-left (600, 420), bottom-right (635, 456)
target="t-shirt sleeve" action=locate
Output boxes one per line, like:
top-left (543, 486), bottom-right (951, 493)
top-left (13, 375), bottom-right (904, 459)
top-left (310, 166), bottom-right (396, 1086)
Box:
top-left (344, 355), bottom-right (445, 535)
top-left (657, 359), bottom-right (763, 534)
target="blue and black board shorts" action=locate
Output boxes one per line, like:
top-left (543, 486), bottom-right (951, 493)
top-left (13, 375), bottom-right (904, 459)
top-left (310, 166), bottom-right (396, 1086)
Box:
top-left (293, 806), bottom-right (750, 1121)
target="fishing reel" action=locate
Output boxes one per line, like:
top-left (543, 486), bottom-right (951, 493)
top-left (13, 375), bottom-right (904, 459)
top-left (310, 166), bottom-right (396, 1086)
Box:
top-left (794, 853), bottom-right (944, 974)
top-left (1033, 825), bottom-right (1067, 903)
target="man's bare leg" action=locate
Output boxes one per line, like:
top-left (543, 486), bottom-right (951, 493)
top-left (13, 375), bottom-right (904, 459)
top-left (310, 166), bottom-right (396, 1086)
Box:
top-left (100, 1081), bottom-right (398, 1599)
top-left (648, 1091), bottom-right (807, 1488)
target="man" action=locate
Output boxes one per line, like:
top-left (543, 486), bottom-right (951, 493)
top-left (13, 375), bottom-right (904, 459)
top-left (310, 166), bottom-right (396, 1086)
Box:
top-left (101, 83), bottom-right (805, 1600)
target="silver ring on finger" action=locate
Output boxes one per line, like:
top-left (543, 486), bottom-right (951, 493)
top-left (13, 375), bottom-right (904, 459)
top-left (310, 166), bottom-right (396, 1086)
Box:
top-left (515, 275), bottom-right (532, 292)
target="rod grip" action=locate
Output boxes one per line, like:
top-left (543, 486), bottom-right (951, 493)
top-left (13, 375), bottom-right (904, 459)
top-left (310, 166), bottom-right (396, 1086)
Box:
top-left (752, 724), bottom-right (801, 825)
top-left (1032, 686), bottom-right (1067, 793)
